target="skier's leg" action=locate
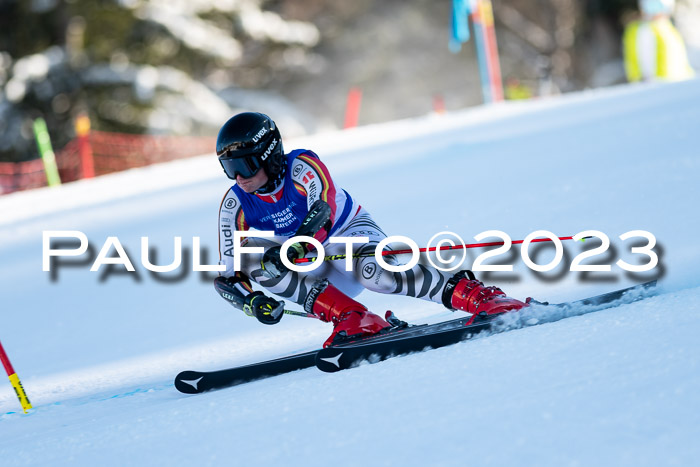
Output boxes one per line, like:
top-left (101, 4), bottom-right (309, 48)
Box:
top-left (329, 209), bottom-right (449, 304)
top-left (331, 209), bottom-right (526, 319)
top-left (236, 236), bottom-right (390, 346)
top-left (304, 279), bottom-right (391, 348)
top-left (316, 262), bottom-right (366, 298)
top-left (440, 270), bottom-right (527, 322)
top-left (236, 236), bottom-right (329, 306)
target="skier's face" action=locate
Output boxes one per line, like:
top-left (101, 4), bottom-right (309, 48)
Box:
top-left (236, 169), bottom-right (269, 193)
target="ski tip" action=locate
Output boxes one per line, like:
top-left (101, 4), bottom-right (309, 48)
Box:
top-left (174, 371), bottom-right (206, 394)
top-left (315, 349), bottom-right (345, 373)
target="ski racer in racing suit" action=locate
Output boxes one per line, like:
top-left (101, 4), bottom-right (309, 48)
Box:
top-left (214, 112), bottom-right (526, 348)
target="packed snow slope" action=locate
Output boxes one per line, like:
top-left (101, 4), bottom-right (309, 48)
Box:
top-left (1, 79), bottom-right (699, 466)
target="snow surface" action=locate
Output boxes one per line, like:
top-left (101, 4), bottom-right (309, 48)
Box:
top-left (1, 79), bottom-right (700, 466)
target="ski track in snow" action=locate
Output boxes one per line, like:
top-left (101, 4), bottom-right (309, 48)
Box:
top-left (1, 79), bottom-right (700, 465)
top-left (1, 286), bottom-right (699, 466)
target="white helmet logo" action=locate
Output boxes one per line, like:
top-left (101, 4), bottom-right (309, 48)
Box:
top-left (252, 127), bottom-right (268, 143)
top-left (261, 139), bottom-right (278, 161)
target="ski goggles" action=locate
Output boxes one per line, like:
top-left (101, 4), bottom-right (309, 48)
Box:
top-left (218, 153), bottom-right (262, 180)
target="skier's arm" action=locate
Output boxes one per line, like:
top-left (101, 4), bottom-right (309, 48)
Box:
top-left (260, 152), bottom-right (338, 279)
top-left (292, 152), bottom-right (339, 244)
top-left (218, 189), bottom-right (249, 277)
top-left (260, 199), bottom-right (332, 278)
top-left (214, 275), bottom-right (284, 324)
top-left (216, 190), bottom-right (284, 324)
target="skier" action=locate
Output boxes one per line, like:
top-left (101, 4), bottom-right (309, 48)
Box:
top-left (214, 112), bottom-right (527, 348)
top-left (623, 0), bottom-right (695, 83)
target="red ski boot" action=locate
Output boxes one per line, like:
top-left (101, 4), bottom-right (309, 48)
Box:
top-left (305, 280), bottom-right (392, 348)
top-left (442, 270), bottom-right (527, 324)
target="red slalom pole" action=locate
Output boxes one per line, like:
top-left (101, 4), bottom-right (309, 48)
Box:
top-left (343, 87), bottom-right (362, 129)
top-left (383, 235), bottom-right (578, 257)
top-left (433, 94), bottom-right (446, 114)
top-left (295, 235), bottom-right (581, 264)
top-left (0, 340), bottom-right (32, 413)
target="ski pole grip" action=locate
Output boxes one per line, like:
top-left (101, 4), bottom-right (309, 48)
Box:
top-left (271, 300), bottom-right (285, 320)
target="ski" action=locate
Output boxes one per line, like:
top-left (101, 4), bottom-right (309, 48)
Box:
top-left (315, 280), bottom-right (658, 372)
top-left (174, 350), bottom-right (318, 394)
top-left (175, 280), bottom-right (657, 393)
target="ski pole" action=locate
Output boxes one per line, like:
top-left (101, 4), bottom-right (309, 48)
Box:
top-left (283, 309), bottom-right (318, 319)
top-left (295, 235), bottom-right (586, 264)
top-left (0, 340), bottom-right (32, 413)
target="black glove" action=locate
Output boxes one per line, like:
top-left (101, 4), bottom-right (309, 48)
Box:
top-left (261, 243), bottom-right (307, 279)
top-left (243, 291), bottom-right (285, 325)
top-left (214, 275), bottom-right (249, 309)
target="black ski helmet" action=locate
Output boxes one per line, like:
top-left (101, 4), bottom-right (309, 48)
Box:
top-left (216, 112), bottom-right (285, 180)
